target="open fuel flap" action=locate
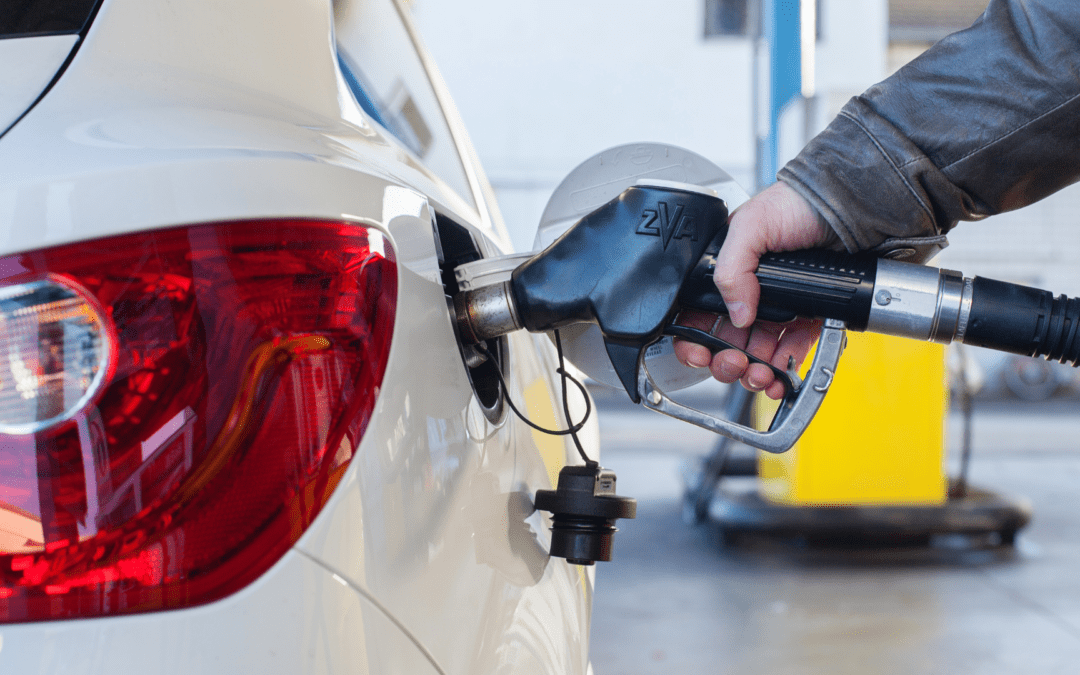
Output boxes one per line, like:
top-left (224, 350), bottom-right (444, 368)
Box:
top-left (433, 212), bottom-right (509, 424)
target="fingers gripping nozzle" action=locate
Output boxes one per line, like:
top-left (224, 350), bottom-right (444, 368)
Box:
top-left (451, 184), bottom-right (853, 454)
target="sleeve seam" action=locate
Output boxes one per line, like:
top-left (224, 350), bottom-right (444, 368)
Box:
top-left (837, 110), bottom-right (938, 232)
top-left (938, 90), bottom-right (1080, 171)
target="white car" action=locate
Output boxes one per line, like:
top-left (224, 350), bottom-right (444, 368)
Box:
top-left (0, 0), bottom-right (599, 672)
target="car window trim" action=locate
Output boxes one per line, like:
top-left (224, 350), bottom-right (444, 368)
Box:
top-left (0, 0), bottom-right (104, 139)
top-left (389, 0), bottom-right (492, 233)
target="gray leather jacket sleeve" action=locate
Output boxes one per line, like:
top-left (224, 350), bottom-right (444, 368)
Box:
top-left (779, 0), bottom-right (1080, 261)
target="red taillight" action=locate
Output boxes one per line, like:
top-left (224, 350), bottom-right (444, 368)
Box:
top-left (0, 219), bottom-right (397, 622)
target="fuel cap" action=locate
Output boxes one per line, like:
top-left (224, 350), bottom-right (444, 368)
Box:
top-left (535, 464), bottom-right (637, 565)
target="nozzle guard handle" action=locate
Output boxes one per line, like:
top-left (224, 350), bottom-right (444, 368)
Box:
top-left (638, 319), bottom-right (847, 454)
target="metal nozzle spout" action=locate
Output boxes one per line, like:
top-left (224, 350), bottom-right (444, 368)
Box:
top-left (454, 281), bottom-right (522, 344)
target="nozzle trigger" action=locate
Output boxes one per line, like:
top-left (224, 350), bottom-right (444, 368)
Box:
top-left (663, 324), bottom-right (802, 394)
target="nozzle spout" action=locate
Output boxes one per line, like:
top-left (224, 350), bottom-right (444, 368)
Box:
top-left (454, 281), bottom-right (522, 344)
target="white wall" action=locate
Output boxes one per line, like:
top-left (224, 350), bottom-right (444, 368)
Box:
top-left (778, 0), bottom-right (889, 169)
top-left (815, 0), bottom-right (888, 113)
top-left (410, 0), bottom-right (755, 251)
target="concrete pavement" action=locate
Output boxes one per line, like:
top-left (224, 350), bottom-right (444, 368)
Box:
top-left (588, 387), bottom-right (1080, 674)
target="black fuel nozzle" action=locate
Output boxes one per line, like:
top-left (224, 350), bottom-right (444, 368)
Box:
top-left (511, 186), bottom-right (730, 401)
top-left (534, 464), bottom-right (637, 565)
top-left (454, 185), bottom-right (729, 402)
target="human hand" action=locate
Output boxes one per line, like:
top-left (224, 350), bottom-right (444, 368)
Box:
top-left (673, 181), bottom-right (837, 399)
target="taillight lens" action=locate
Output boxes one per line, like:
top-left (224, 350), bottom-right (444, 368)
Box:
top-left (0, 219), bottom-right (397, 622)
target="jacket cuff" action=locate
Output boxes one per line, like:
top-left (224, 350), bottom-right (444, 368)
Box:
top-left (778, 97), bottom-right (966, 257)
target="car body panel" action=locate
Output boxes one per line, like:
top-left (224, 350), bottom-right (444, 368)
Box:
top-left (0, 549), bottom-right (443, 674)
top-left (296, 314), bottom-right (596, 673)
top-left (0, 34), bottom-right (78, 135)
top-left (0, 0), bottom-right (599, 672)
top-left (0, 0), bottom-right (482, 256)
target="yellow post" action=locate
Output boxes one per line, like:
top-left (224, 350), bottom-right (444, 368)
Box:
top-left (758, 332), bottom-right (948, 506)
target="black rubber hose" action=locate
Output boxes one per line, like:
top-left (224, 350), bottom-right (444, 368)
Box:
top-left (963, 277), bottom-right (1080, 366)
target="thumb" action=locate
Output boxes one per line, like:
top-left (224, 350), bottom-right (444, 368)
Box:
top-left (713, 215), bottom-right (763, 329)
top-left (713, 181), bottom-right (833, 328)
top-left (712, 196), bottom-right (773, 328)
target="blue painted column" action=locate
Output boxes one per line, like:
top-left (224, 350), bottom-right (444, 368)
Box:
top-left (756, 0), bottom-right (806, 190)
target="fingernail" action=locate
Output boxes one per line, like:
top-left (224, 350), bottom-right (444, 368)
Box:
top-left (728, 302), bottom-right (750, 328)
top-left (688, 350), bottom-right (711, 368)
top-left (720, 360), bottom-right (741, 379)
top-left (748, 373), bottom-right (768, 390)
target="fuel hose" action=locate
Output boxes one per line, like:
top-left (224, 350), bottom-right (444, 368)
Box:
top-left (679, 247), bottom-right (1080, 366)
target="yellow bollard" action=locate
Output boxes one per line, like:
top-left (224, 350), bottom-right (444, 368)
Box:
top-left (758, 332), bottom-right (948, 506)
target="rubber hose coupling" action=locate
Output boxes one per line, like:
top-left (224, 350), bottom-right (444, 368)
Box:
top-left (534, 465), bottom-right (637, 565)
